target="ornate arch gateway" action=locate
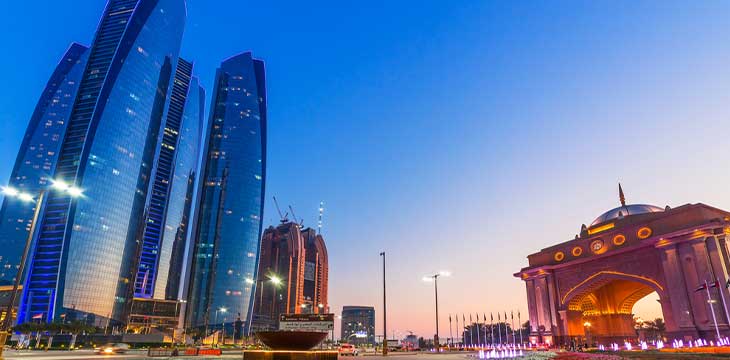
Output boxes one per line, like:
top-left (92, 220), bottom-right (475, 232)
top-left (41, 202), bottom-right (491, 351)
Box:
top-left (515, 189), bottom-right (730, 346)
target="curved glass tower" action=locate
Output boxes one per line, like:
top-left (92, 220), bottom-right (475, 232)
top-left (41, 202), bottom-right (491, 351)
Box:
top-left (134, 58), bottom-right (204, 300)
top-left (187, 52), bottom-right (266, 333)
top-left (0, 43), bottom-right (88, 286)
top-left (19, 0), bottom-right (186, 325)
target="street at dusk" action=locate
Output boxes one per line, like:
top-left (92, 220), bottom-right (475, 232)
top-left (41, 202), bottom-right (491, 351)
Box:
top-left (1, 0), bottom-right (730, 359)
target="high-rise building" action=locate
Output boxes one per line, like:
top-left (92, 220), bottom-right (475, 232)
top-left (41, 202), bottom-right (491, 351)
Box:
top-left (251, 222), bottom-right (329, 332)
top-left (133, 59), bottom-right (204, 301)
top-left (18, 0), bottom-right (186, 326)
top-left (186, 52), bottom-right (267, 333)
top-left (0, 43), bottom-right (88, 286)
top-left (341, 306), bottom-right (375, 346)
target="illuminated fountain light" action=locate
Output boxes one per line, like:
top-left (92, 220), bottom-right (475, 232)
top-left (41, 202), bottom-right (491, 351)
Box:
top-left (656, 340), bottom-right (664, 349)
top-left (624, 342), bottom-right (632, 351)
top-left (640, 341), bottom-right (648, 350)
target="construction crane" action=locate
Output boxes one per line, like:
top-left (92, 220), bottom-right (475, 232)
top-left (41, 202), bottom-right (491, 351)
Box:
top-left (288, 205), bottom-right (304, 228)
top-left (272, 196), bottom-right (288, 223)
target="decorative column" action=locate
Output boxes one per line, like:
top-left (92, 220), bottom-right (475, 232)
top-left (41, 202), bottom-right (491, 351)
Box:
top-left (659, 243), bottom-right (698, 338)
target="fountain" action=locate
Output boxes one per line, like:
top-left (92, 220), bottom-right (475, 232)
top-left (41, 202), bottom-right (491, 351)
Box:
top-left (243, 331), bottom-right (335, 360)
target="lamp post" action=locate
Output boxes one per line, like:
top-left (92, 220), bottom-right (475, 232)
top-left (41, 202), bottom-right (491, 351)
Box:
top-left (213, 307), bottom-right (227, 345)
top-left (423, 271), bottom-right (451, 351)
top-left (380, 252), bottom-right (387, 355)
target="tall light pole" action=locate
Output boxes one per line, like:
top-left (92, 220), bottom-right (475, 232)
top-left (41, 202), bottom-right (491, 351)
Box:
top-left (380, 252), bottom-right (387, 355)
top-left (423, 271), bottom-right (451, 351)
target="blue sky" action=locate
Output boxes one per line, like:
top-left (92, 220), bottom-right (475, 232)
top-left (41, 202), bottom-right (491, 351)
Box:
top-left (1, 1), bottom-right (729, 337)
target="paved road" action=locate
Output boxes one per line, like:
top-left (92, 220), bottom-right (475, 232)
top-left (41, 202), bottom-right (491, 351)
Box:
top-left (2, 350), bottom-right (243, 360)
top-left (1, 350), bottom-right (476, 360)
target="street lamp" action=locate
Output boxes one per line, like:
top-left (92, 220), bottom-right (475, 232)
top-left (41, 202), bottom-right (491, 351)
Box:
top-left (423, 271), bottom-right (451, 351)
top-left (215, 307), bottom-right (227, 326)
top-left (583, 321), bottom-right (592, 347)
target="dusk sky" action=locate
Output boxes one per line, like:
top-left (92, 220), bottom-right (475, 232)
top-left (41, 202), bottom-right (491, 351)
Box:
top-left (1, 1), bottom-right (730, 338)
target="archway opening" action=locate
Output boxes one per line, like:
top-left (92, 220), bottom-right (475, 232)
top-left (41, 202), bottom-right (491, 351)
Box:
top-left (565, 278), bottom-right (663, 344)
top-left (633, 291), bottom-right (664, 341)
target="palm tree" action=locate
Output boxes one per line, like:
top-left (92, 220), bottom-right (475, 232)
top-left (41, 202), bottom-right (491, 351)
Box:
top-left (64, 321), bottom-right (96, 349)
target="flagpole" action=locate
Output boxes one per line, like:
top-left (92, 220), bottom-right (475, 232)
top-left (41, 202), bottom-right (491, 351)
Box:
top-left (510, 311), bottom-right (515, 345)
top-left (716, 280), bottom-right (730, 330)
top-left (504, 312), bottom-right (509, 346)
top-left (518, 311), bottom-right (523, 345)
top-left (468, 315), bottom-right (472, 347)
top-left (497, 314), bottom-right (502, 345)
top-left (455, 314), bottom-right (459, 348)
top-left (490, 313), bottom-right (494, 347)
top-left (476, 314), bottom-right (482, 348)
top-left (449, 314), bottom-right (453, 348)
top-left (482, 313), bottom-right (489, 348)
top-left (706, 279), bottom-right (722, 340)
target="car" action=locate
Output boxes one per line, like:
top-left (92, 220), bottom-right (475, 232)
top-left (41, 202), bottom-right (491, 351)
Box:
top-left (95, 343), bottom-right (130, 354)
top-left (338, 343), bottom-right (358, 356)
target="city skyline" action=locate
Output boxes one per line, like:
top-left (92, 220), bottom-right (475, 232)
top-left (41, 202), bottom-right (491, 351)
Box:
top-left (1, 0), bottom-right (730, 339)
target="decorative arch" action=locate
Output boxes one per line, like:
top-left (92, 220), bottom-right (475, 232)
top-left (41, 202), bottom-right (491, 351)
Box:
top-left (561, 270), bottom-right (665, 306)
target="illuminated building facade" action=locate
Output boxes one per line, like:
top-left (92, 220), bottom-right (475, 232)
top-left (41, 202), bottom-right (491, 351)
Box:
top-left (18, 0), bottom-right (186, 326)
top-left (186, 52), bottom-right (267, 333)
top-left (134, 59), bottom-right (204, 301)
top-left (251, 222), bottom-right (329, 332)
top-left (0, 43), bottom-right (88, 285)
top-left (341, 306), bottom-right (375, 345)
top-left (516, 188), bottom-right (730, 344)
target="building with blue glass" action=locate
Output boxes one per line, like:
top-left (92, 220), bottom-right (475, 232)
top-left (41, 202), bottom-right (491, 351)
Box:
top-left (0, 44), bottom-right (88, 286)
top-left (18, 0), bottom-right (187, 326)
top-left (186, 52), bottom-right (267, 333)
top-left (134, 58), bottom-right (205, 301)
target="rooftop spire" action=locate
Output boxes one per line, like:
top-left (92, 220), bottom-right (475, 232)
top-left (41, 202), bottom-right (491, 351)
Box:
top-left (619, 183), bottom-right (626, 207)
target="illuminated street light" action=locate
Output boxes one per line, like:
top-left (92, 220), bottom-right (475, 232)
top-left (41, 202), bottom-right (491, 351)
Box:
top-left (51, 179), bottom-right (70, 191)
top-left (245, 278), bottom-right (254, 284)
top-left (51, 179), bottom-right (83, 197)
top-left (423, 271), bottom-right (451, 350)
top-left (269, 275), bottom-right (282, 286)
top-left (67, 186), bottom-right (83, 197)
top-left (1, 187), bottom-right (19, 197)
top-left (17, 193), bottom-right (35, 202)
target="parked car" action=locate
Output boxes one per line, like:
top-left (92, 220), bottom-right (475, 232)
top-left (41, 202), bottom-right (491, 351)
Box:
top-left (338, 343), bottom-right (358, 356)
top-left (95, 343), bottom-right (130, 354)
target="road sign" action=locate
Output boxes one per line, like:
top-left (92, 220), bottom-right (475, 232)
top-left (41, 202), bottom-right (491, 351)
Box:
top-left (279, 314), bottom-right (334, 332)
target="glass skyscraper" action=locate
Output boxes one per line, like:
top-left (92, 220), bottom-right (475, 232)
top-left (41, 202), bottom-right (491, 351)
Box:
top-left (187, 52), bottom-right (267, 333)
top-left (0, 43), bottom-right (87, 286)
top-left (134, 59), bottom-right (205, 301)
top-left (18, 0), bottom-right (186, 325)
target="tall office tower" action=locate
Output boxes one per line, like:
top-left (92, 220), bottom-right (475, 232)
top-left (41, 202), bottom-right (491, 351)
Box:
top-left (18, 0), bottom-right (186, 326)
top-left (0, 43), bottom-right (88, 286)
top-left (301, 228), bottom-right (328, 314)
top-left (341, 306), bottom-right (376, 346)
top-left (133, 59), bottom-right (204, 300)
top-left (251, 222), bottom-right (329, 332)
top-left (187, 52), bottom-right (266, 333)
